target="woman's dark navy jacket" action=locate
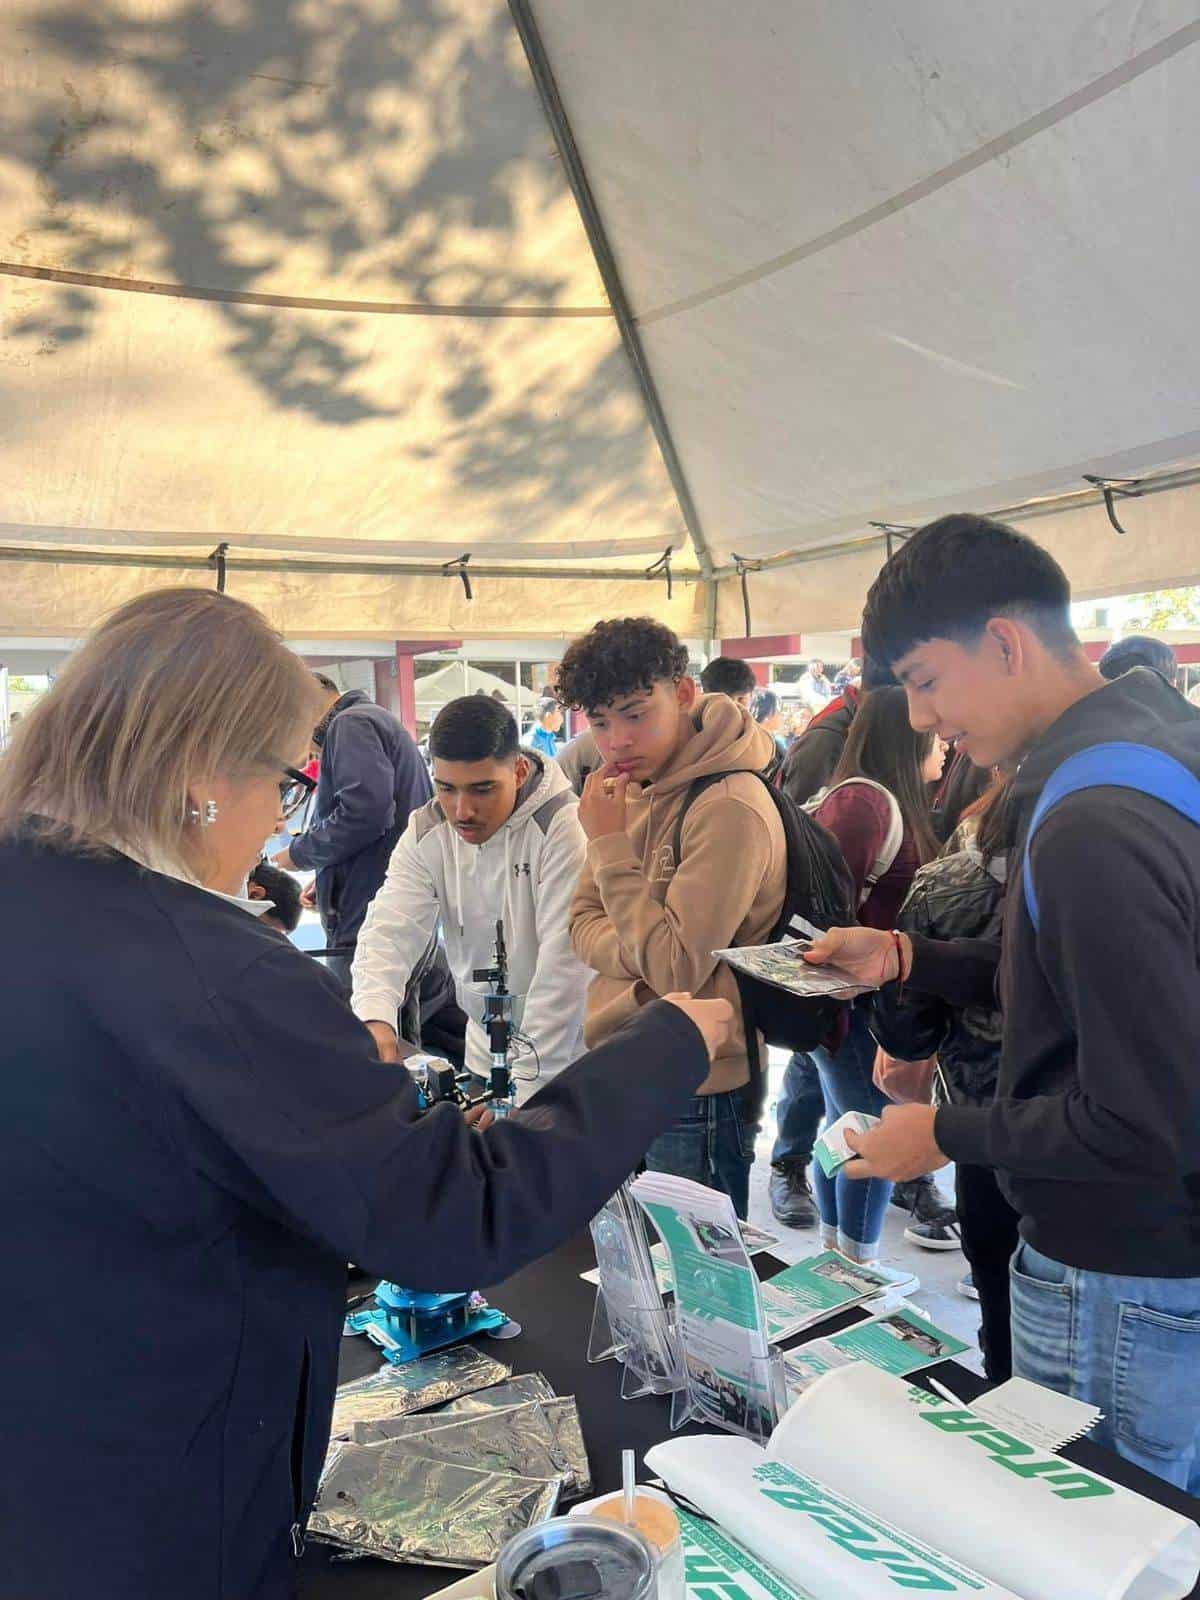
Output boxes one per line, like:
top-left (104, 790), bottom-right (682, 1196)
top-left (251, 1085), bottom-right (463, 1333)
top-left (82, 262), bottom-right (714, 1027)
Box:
top-left (0, 836), bottom-right (706, 1598)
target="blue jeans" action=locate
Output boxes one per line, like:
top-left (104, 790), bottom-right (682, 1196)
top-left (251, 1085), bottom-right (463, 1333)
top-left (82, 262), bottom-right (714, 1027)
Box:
top-left (771, 1051), bottom-right (824, 1167)
top-left (812, 1009), bottom-right (893, 1256)
top-left (644, 1089), bottom-right (761, 1220)
top-left (1010, 1241), bottom-right (1200, 1495)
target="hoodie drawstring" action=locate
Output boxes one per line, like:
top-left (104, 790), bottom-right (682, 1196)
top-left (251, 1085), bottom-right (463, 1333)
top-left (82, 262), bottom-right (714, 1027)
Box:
top-left (451, 827), bottom-right (464, 937)
top-left (502, 828), bottom-right (514, 957)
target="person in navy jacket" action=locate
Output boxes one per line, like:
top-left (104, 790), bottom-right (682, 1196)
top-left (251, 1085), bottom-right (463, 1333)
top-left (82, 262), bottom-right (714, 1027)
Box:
top-left (0, 588), bottom-right (727, 1600)
top-left (275, 675), bottom-right (433, 988)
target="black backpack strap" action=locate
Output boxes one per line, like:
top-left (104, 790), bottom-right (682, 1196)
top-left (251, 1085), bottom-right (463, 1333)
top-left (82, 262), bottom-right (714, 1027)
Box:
top-left (734, 967), bottom-right (766, 1113)
top-left (669, 772), bottom-right (733, 874)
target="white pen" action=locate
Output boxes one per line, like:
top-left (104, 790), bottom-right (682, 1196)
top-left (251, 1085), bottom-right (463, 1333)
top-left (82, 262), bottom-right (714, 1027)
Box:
top-left (927, 1376), bottom-right (965, 1407)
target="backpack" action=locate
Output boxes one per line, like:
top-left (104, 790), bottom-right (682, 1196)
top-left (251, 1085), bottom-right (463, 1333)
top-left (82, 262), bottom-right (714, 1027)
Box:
top-left (1023, 739), bottom-right (1200, 930)
top-left (804, 777), bottom-right (904, 908)
top-left (669, 772), bottom-right (857, 1090)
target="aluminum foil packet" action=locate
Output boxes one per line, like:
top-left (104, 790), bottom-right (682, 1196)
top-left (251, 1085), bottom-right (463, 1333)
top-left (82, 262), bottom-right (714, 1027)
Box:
top-left (541, 1398), bottom-right (591, 1499)
top-left (352, 1401), bottom-right (568, 1489)
top-left (330, 1345), bottom-right (511, 1440)
top-left (330, 1353), bottom-right (510, 1441)
top-left (434, 1373), bottom-right (557, 1416)
top-left (309, 1443), bottom-right (559, 1569)
top-left (357, 1394), bottom-right (590, 1500)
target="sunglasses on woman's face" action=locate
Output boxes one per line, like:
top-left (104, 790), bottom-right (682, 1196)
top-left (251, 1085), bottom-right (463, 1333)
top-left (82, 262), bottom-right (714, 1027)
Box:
top-left (278, 765), bottom-right (316, 820)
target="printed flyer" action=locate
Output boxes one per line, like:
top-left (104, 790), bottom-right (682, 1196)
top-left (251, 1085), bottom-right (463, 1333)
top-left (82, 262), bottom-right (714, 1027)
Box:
top-left (632, 1172), bottom-right (776, 1440)
top-left (784, 1306), bottom-right (968, 1395)
top-left (758, 1251), bottom-right (892, 1342)
top-left (581, 1221), bottom-right (778, 1295)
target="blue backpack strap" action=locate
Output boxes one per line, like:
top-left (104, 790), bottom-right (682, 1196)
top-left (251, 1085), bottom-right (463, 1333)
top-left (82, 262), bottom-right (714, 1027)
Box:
top-left (1023, 741), bottom-right (1200, 930)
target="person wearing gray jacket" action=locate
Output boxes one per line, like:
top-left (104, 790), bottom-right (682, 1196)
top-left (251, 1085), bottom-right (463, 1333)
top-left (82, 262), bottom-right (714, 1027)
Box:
top-left (557, 724), bottom-right (601, 795)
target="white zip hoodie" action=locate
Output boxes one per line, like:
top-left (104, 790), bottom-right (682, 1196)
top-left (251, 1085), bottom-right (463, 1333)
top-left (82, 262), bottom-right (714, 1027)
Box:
top-left (351, 753), bottom-right (588, 1098)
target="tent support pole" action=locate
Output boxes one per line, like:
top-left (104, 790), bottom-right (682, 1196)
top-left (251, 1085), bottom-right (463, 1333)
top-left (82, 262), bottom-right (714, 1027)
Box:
top-left (702, 575), bottom-right (719, 656)
top-left (711, 462), bottom-right (1200, 579)
top-left (506, 0), bottom-right (717, 600)
top-left (0, 544), bottom-right (706, 583)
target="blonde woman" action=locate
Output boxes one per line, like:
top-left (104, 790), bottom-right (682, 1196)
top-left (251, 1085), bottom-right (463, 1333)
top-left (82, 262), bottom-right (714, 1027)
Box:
top-left (0, 589), bottom-right (729, 1600)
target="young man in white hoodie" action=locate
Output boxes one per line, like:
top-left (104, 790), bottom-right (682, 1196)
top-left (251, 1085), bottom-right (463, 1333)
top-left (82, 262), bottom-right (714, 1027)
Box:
top-left (351, 696), bottom-right (588, 1101)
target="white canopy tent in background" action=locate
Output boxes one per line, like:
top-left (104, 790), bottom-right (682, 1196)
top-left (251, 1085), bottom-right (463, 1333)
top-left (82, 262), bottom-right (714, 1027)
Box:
top-left (1, 1), bottom-right (1198, 643)
top-left (412, 660), bottom-right (517, 707)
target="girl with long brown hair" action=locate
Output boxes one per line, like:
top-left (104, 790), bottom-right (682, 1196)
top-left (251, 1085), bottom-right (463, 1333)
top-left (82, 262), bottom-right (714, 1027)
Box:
top-left (809, 686), bottom-right (946, 1262)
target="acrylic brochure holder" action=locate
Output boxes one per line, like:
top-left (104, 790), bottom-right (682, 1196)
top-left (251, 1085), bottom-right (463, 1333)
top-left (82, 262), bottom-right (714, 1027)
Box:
top-left (587, 1181), bottom-right (786, 1442)
top-left (668, 1341), bottom-right (787, 1446)
top-left (628, 1173), bottom-right (788, 1447)
top-left (587, 1283), bottom-right (682, 1400)
top-left (587, 1186), bottom-right (683, 1401)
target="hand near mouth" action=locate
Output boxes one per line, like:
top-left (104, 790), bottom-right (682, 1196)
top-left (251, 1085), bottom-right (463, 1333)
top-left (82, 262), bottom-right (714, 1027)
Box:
top-left (580, 764), bottom-right (633, 840)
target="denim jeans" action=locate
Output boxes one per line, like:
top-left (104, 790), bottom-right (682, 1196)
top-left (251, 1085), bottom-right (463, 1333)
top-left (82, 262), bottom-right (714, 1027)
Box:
top-left (324, 952), bottom-right (353, 995)
top-left (1010, 1240), bottom-right (1200, 1495)
top-left (811, 1008), bottom-right (893, 1257)
top-left (644, 1088), bottom-right (761, 1220)
top-left (770, 1051), bottom-right (824, 1167)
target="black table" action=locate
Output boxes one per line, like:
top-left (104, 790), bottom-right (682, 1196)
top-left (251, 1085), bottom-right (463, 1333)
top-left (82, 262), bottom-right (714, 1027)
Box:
top-left (302, 1235), bottom-right (1200, 1598)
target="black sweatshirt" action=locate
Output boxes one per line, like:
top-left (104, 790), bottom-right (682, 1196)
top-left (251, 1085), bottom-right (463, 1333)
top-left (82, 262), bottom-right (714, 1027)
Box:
top-left (0, 838), bottom-right (708, 1599)
top-left (921, 669), bottom-right (1200, 1276)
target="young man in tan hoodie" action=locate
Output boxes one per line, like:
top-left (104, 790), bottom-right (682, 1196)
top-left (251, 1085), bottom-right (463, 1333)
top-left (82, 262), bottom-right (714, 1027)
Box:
top-left (560, 617), bottom-right (787, 1217)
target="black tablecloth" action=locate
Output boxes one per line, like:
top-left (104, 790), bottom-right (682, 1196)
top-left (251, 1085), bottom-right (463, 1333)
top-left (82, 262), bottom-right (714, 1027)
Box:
top-left (301, 1235), bottom-right (1200, 1599)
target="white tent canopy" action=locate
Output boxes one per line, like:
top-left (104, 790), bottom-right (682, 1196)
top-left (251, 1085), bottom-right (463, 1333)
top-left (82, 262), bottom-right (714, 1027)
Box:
top-left (413, 660), bottom-right (516, 708)
top-left (2, 1), bottom-right (1198, 639)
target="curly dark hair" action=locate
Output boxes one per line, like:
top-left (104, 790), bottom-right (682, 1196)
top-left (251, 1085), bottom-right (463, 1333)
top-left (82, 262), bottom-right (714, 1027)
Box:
top-left (556, 617), bottom-right (690, 712)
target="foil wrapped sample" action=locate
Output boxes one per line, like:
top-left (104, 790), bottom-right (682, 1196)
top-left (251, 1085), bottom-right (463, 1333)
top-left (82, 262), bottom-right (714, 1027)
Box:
top-left (310, 1443), bottom-right (559, 1569)
top-left (430, 1375), bottom-right (590, 1498)
top-left (542, 1398), bottom-right (592, 1500)
top-left (353, 1401), bottom-right (568, 1489)
top-left (435, 1373), bottom-right (557, 1416)
top-left (330, 1346), bottom-right (511, 1440)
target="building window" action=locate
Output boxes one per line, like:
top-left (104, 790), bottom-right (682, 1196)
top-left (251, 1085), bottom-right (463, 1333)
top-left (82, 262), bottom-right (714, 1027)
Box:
top-left (412, 655), bottom-right (566, 743)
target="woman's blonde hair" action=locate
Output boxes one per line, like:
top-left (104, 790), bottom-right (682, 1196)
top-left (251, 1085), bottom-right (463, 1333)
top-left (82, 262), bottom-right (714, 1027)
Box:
top-left (0, 587), bottom-right (324, 869)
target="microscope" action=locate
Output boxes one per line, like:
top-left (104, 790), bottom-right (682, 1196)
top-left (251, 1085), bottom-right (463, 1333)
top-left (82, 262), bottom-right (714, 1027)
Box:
top-left (344, 922), bottom-right (521, 1363)
top-left (407, 920), bottom-right (519, 1114)
top-left (472, 919), bottom-right (517, 1116)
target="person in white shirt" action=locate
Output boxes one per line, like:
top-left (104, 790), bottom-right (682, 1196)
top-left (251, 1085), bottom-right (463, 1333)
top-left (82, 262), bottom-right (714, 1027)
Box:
top-left (797, 658), bottom-right (833, 711)
top-left (352, 695), bottom-right (588, 1100)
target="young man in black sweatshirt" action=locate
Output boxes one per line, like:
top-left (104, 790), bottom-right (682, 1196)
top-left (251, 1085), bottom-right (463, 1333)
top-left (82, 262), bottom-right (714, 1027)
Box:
top-left (806, 514), bottom-right (1200, 1494)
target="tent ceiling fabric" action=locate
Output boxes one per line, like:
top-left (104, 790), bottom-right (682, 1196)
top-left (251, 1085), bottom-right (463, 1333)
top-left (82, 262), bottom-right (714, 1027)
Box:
top-left (0, 276), bottom-right (674, 561)
top-left (0, 0), bottom-right (689, 607)
top-left (3, 0), bottom-right (1200, 639)
top-left (534, 0), bottom-right (1200, 564)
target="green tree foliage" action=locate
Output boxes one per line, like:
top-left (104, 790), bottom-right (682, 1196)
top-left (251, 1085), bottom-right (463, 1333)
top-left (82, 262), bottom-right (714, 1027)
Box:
top-left (1123, 588), bottom-right (1200, 632)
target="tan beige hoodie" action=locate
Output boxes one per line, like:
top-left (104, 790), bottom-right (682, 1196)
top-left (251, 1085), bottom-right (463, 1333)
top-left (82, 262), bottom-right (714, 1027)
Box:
top-left (570, 694), bottom-right (787, 1094)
